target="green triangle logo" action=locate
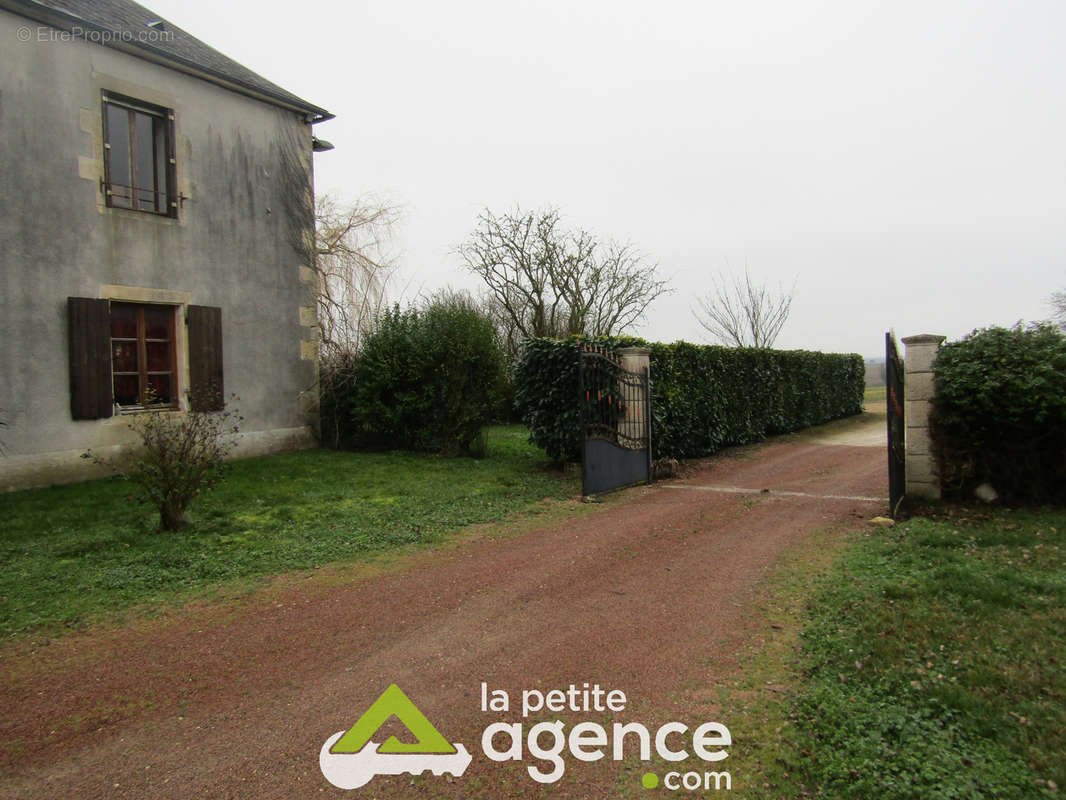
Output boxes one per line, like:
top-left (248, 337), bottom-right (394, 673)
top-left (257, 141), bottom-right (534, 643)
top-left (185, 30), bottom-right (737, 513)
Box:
top-left (330, 684), bottom-right (457, 755)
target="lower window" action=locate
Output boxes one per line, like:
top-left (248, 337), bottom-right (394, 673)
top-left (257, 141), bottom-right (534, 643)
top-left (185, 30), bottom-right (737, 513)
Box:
top-left (68, 296), bottom-right (222, 420)
top-left (109, 302), bottom-right (177, 409)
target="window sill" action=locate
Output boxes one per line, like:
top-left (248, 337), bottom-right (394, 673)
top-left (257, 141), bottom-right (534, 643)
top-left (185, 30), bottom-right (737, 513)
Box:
top-left (104, 204), bottom-right (179, 221)
top-left (115, 404), bottom-right (181, 415)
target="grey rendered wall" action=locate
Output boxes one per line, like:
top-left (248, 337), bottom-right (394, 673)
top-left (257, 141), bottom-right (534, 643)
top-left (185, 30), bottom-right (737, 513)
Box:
top-left (0, 9), bottom-right (320, 489)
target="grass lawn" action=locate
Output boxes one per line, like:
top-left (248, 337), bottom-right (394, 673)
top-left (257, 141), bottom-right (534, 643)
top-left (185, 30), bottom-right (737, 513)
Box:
top-left (726, 508), bottom-right (1065, 799)
top-left (0, 425), bottom-right (575, 638)
top-left (864, 384), bottom-right (887, 406)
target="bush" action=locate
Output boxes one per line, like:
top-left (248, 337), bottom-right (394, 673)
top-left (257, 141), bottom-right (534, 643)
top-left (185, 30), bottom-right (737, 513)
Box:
top-left (322, 300), bottom-right (505, 456)
top-left (85, 392), bottom-right (241, 531)
top-left (319, 350), bottom-right (359, 449)
top-left (514, 337), bottom-right (864, 462)
top-left (932, 323), bottom-right (1066, 504)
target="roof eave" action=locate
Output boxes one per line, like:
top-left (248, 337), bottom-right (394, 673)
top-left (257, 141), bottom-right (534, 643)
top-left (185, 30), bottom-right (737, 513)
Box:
top-left (2, 0), bottom-right (334, 123)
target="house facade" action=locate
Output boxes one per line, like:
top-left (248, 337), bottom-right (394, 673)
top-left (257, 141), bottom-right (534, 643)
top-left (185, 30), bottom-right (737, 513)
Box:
top-left (0, 0), bottom-right (332, 490)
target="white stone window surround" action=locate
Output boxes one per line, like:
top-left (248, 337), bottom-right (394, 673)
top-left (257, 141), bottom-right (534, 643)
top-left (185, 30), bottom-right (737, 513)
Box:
top-left (98, 284), bottom-right (193, 418)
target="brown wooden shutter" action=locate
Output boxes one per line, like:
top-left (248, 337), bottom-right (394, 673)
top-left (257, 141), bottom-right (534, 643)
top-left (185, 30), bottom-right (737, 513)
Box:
top-left (187, 305), bottom-right (224, 411)
top-left (68, 297), bottom-right (113, 420)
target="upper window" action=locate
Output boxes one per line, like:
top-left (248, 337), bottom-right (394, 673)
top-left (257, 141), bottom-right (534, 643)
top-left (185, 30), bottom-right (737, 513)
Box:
top-left (102, 93), bottom-right (176, 217)
top-left (109, 302), bottom-right (178, 409)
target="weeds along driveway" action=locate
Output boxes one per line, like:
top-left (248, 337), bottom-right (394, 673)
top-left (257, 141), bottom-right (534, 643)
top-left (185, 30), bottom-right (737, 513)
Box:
top-left (1, 414), bottom-right (887, 800)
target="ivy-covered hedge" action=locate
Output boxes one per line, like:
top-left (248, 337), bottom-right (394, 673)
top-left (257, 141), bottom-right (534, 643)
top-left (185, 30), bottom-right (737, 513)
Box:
top-left (932, 323), bottom-right (1066, 504)
top-left (514, 336), bottom-right (645, 462)
top-left (515, 337), bottom-right (865, 462)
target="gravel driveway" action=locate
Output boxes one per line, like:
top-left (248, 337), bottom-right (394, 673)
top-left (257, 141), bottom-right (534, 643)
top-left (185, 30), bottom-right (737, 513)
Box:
top-left (1, 413), bottom-right (887, 799)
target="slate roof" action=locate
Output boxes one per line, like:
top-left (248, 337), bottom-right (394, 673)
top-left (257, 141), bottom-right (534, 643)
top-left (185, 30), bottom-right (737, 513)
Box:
top-left (4, 0), bottom-right (333, 121)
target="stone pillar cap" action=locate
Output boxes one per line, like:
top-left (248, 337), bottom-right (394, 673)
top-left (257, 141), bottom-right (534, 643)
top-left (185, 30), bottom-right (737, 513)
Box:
top-left (616, 346), bottom-right (652, 354)
top-left (901, 334), bottom-right (947, 345)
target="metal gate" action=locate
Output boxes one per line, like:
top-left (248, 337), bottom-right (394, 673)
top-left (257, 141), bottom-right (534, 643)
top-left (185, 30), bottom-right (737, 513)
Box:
top-left (578, 346), bottom-right (652, 496)
top-left (886, 332), bottom-right (905, 516)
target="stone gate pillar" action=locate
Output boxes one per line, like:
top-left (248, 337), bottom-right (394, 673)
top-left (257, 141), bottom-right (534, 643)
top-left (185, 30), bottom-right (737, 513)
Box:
top-left (616, 347), bottom-right (650, 376)
top-left (616, 347), bottom-right (651, 446)
top-left (902, 334), bottom-right (946, 500)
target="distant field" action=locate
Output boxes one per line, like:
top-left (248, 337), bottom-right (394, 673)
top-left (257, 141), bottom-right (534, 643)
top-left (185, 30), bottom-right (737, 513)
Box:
top-left (863, 384), bottom-right (886, 405)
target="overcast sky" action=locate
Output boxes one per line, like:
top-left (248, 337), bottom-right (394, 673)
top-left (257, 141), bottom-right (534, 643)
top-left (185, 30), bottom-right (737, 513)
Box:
top-left (150, 0), bottom-right (1065, 358)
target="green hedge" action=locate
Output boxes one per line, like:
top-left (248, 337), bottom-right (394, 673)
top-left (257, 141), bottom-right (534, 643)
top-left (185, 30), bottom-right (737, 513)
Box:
top-left (514, 337), bottom-right (865, 462)
top-left (932, 323), bottom-right (1066, 504)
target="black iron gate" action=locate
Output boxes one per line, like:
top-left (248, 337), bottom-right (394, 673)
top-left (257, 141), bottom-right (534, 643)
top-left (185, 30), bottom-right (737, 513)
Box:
top-left (578, 346), bottom-right (652, 496)
top-left (886, 332), bottom-right (905, 516)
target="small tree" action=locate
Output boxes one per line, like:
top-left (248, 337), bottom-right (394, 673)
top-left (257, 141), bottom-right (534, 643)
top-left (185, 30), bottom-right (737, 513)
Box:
top-left (312, 195), bottom-right (402, 446)
top-left (314, 194), bottom-right (401, 358)
top-left (694, 268), bottom-right (795, 348)
top-left (458, 207), bottom-right (669, 353)
top-left (1050, 289), bottom-right (1066, 330)
top-left (85, 392), bottom-right (241, 531)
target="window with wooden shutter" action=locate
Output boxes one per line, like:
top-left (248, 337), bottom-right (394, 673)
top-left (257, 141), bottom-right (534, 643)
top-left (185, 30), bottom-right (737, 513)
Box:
top-left (69, 300), bottom-right (224, 417)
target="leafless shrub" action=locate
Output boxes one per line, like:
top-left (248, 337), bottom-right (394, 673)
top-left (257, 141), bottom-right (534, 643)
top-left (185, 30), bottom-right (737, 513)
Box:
top-left (84, 390), bottom-right (241, 531)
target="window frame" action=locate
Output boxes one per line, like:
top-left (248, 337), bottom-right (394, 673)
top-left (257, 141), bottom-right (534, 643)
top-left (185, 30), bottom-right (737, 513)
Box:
top-left (101, 91), bottom-right (178, 218)
top-left (109, 302), bottom-right (180, 412)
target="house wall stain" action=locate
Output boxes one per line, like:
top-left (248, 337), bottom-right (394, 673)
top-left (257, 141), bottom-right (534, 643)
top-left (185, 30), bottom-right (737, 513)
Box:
top-left (0, 8), bottom-right (322, 490)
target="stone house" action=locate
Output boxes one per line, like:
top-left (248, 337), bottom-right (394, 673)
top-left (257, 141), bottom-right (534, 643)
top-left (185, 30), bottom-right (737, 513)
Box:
top-left (0, 0), bottom-right (333, 490)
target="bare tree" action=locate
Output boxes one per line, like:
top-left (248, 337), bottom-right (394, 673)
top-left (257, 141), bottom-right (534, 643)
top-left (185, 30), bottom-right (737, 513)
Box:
top-left (272, 121), bottom-right (401, 358)
top-left (457, 207), bottom-right (669, 349)
top-left (314, 194), bottom-right (401, 357)
top-left (478, 289), bottom-right (526, 360)
top-left (694, 268), bottom-right (796, 348)
top-left (1050, 289), bottom-right (1066, 329)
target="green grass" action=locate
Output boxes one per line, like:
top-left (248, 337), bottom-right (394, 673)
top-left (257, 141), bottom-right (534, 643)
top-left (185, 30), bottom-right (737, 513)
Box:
top-left (0, 425), bottom-right (575, 638)
top-left (864, 384), bottom-right (887, 405)
top-left (752, 509), bottom-right (1066, 799)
